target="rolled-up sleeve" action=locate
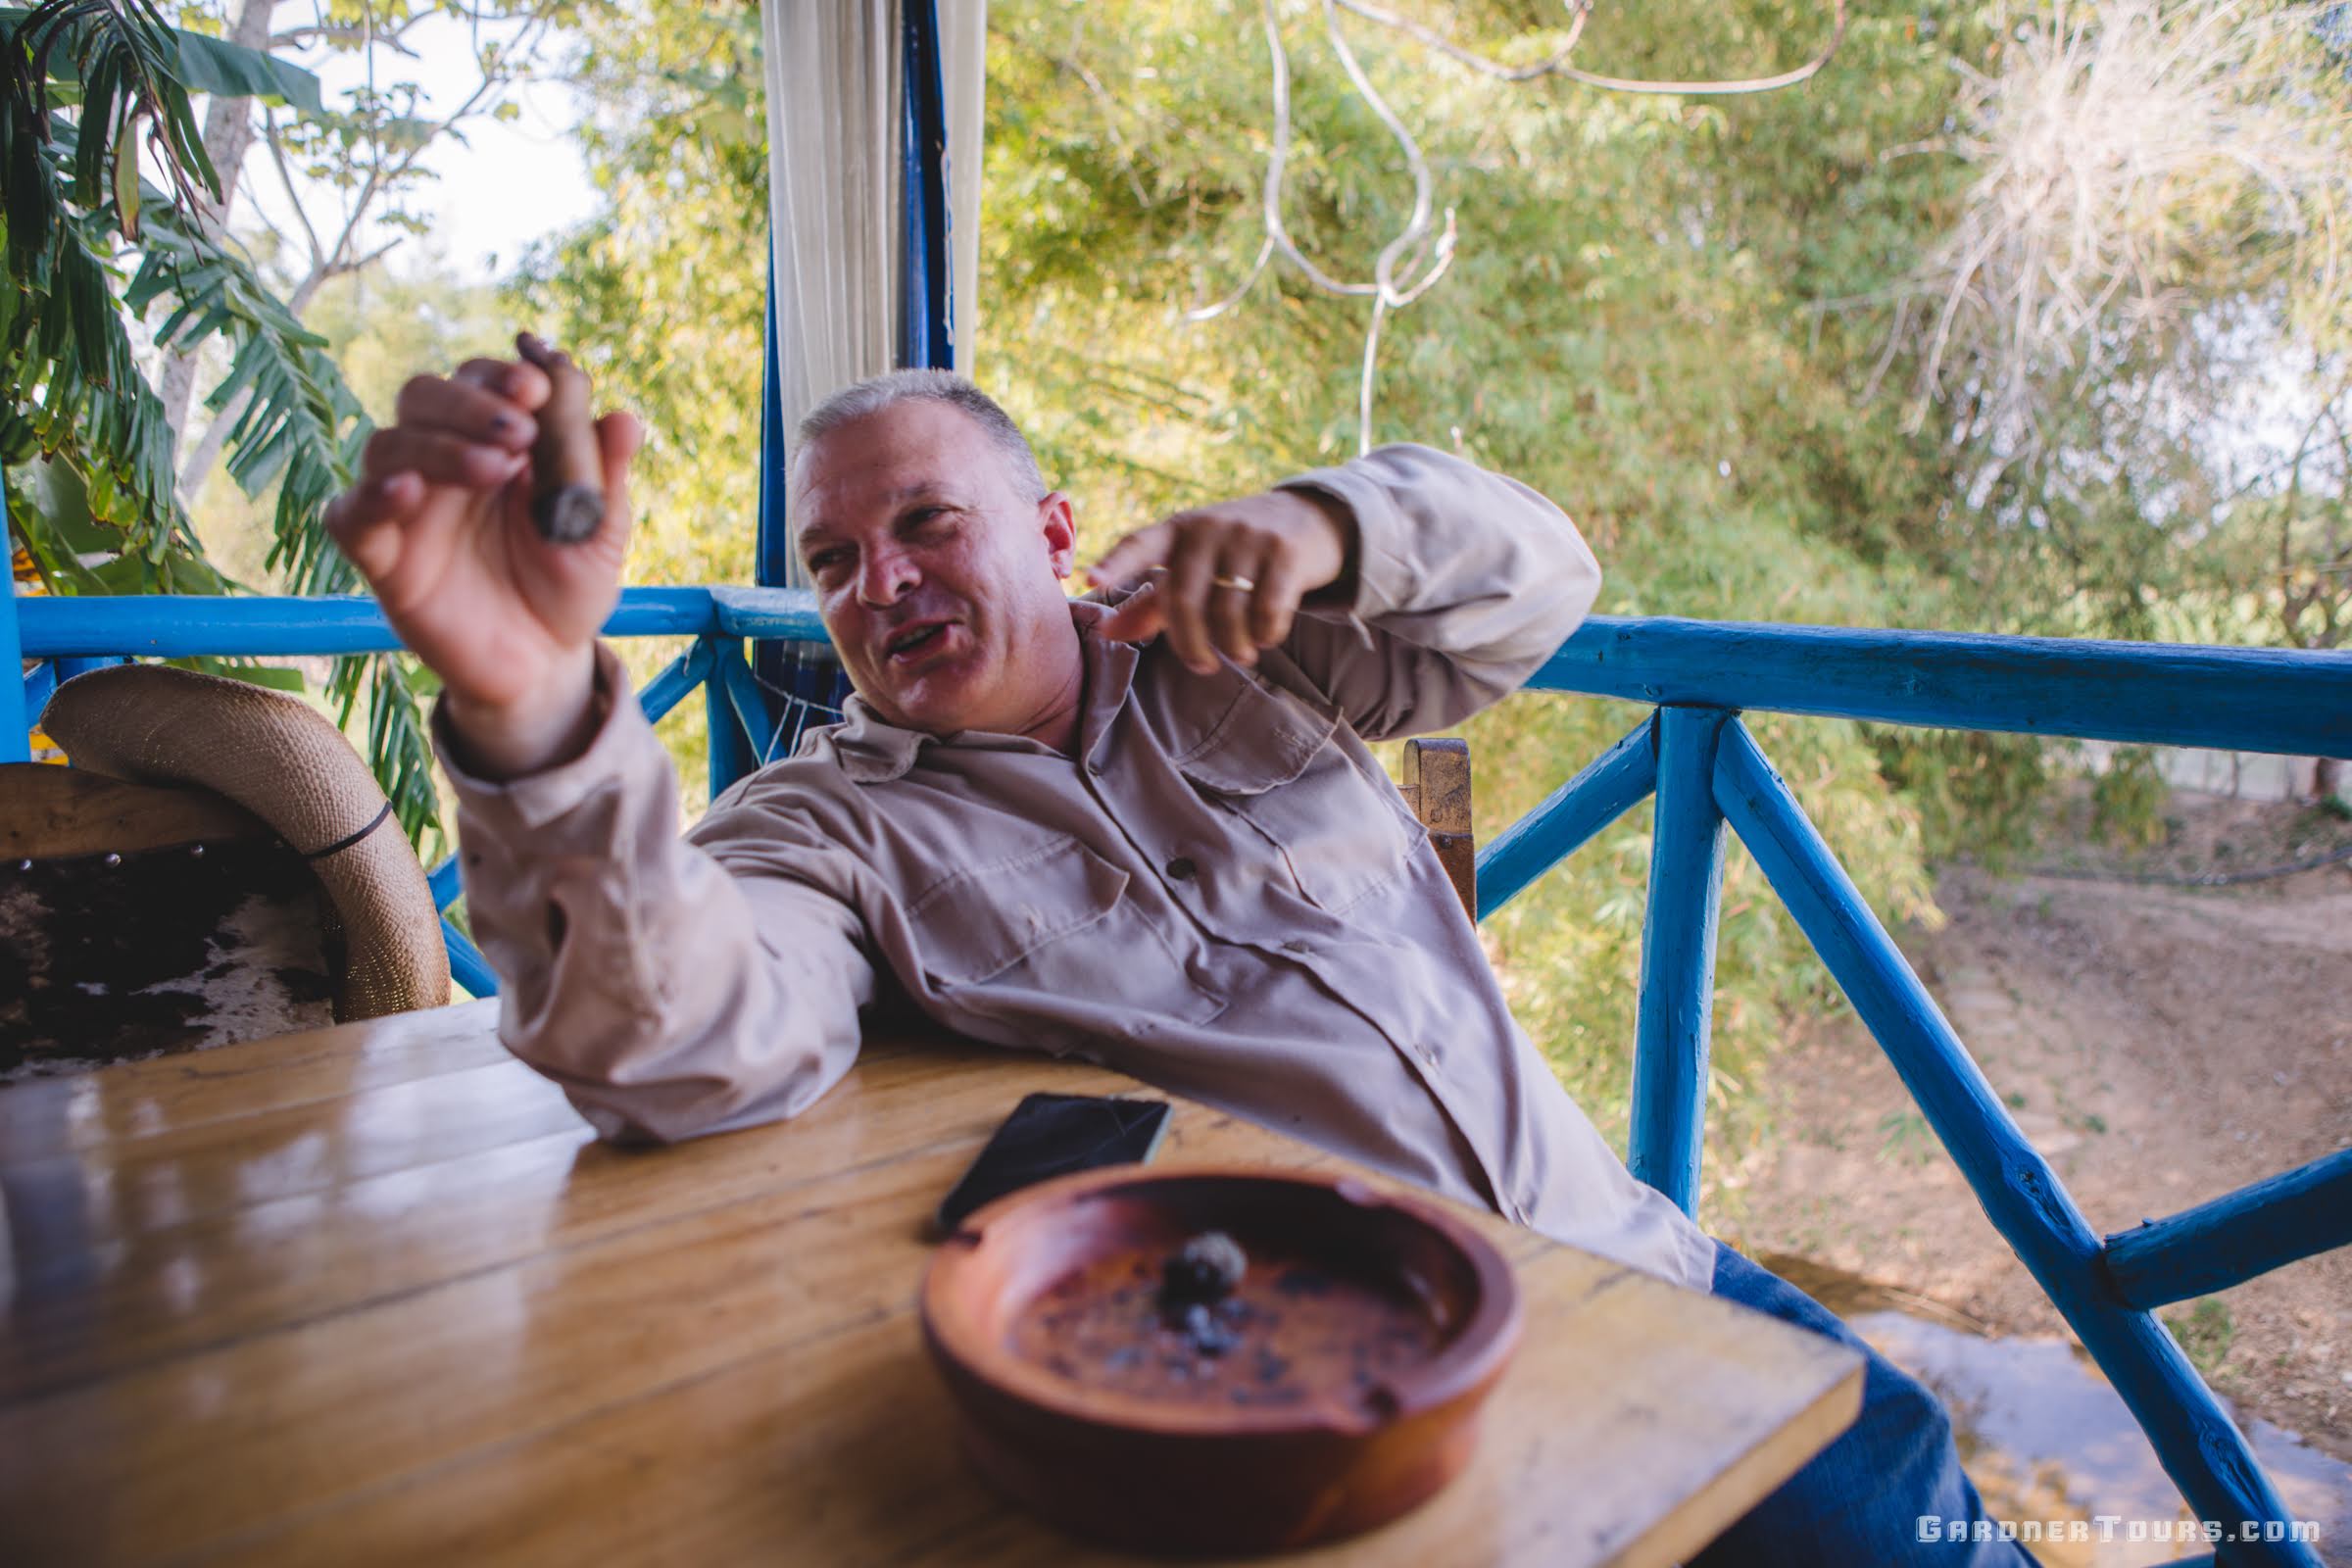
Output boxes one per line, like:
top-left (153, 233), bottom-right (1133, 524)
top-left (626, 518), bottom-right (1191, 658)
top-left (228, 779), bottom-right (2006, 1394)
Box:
top-left (437, 645), bottom-right (874, 1144)
top-left (1275, 442), bottom-right (1600, 739)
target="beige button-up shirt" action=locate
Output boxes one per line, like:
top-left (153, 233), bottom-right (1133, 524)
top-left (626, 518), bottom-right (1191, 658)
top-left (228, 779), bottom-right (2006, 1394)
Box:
top-left (440, 444), bottom-right (1715, 1291)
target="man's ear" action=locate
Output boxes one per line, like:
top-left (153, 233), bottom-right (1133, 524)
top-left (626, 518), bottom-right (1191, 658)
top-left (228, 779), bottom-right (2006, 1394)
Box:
top-left (1039, 491), bottom-right (1078, 578)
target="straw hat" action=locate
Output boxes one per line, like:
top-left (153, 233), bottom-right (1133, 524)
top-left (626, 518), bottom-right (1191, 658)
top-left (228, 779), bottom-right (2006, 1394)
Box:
top-left (41, 663), bottom-right (451, 1020)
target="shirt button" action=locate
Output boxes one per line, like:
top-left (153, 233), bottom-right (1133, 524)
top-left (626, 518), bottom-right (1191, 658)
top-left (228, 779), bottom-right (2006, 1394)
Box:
top-left (1165, 857), bottom-right (1197, 882)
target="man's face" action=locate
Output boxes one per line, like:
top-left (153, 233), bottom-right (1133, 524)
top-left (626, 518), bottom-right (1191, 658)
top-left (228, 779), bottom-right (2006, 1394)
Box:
top-left (794, 400), bottom-right (1078, 738)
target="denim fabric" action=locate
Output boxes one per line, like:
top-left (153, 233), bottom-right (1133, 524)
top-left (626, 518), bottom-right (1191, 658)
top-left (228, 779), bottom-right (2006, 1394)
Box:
top-left (1690, 1245), bottom-right (2039, 1567)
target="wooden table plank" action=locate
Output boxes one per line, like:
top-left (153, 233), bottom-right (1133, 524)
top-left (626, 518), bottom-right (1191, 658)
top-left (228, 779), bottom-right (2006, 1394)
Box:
top-left (187, 1246), bottom-right (1854, 1568)
top-left (0, 1099), bottom-right (1351, 1561)
top-left (0, 1057), bottom-right (582, 1245)
top-left (0, 1006), bottom-right (1861, 1568)
top-left (0, 1001), bottom-right (514, 1160)
top-left (1, 1027), bottom-right (1132, 1402)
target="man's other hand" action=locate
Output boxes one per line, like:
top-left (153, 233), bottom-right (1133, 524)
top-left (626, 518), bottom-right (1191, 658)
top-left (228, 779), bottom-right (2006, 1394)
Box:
top-left (1088, 489), bottom-right (1356, 674)
top-left (324, 345), bottom-right (644, 780)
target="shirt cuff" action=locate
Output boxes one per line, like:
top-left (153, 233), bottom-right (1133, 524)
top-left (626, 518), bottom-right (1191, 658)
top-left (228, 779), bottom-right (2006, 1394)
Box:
top-left (1277, 457), bottom-right (1415, 641)
top-left (432, 643), bottom-right (654, 833)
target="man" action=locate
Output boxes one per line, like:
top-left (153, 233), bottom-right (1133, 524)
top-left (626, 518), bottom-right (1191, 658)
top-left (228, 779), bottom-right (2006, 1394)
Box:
top-left (328, 349), bottom-right (2027, 1565)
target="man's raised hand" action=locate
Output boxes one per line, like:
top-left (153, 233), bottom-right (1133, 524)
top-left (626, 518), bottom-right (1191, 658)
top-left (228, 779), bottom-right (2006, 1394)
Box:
top-left (1088, 489), bottom-right (1355, 674)
top-left (324, 340), bottom-right (643, 778)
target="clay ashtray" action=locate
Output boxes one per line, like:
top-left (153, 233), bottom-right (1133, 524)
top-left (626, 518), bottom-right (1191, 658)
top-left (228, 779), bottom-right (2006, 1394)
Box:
top-left (920, 1165), bottom-right (1522, 1556)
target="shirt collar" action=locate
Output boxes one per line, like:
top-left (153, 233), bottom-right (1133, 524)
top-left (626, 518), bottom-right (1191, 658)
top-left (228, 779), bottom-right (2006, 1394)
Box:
top-left (822, 593), bottom-right (1140, 784)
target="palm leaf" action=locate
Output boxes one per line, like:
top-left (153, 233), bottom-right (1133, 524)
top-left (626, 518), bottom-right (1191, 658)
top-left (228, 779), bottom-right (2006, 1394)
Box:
top-left (3, 0), bottom-right (440, 855)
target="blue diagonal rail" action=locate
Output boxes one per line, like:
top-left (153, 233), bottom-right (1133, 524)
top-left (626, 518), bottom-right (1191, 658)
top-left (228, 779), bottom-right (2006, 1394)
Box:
top-left (10, 587), bottom-right (2350, 1563)
top-left (1713, 721), bottom-right (2313, 1564)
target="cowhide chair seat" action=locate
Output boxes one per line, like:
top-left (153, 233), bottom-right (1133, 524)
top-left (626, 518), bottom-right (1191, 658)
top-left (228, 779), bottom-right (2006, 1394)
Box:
top-left (0, 766), bottom-right (338, 1080)
top-left (1, 663), bottom-right (450, 1083)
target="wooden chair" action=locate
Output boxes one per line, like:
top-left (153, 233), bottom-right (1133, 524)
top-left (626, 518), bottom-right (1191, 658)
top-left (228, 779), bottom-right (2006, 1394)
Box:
top-left (0, 765), bottom-right (338, 1080)
top-left (1399, 737), bottom-right (1476, 920)
top-left (2, 663), bottom-right (451, 1083)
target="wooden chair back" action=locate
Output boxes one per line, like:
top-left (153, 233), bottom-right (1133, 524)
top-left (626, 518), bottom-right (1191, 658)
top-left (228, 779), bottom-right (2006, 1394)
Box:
top-left (1398, 737), bottom-right (1476, 920)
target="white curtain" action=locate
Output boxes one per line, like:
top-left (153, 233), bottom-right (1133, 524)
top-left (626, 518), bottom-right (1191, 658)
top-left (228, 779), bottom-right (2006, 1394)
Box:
top-left (942, 2), bottom-right (986, 375)
top-left (761, 0), bottom-right (903, 474)
top-left (760, 0), bottom-right (988, 492)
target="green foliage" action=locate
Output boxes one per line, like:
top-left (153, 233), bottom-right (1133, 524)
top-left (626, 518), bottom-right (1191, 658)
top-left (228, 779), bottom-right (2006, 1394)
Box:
top-left (511, 3), bottom-right (765, 590)
top-left (1877, 1107), bottom-right (1936, 1166)
top-left (3, 0), bottom-right (218, 559)
top-left (494, 0), bottom-right (2346, 1159)
top-left (1, 0), bottom-right (450, 856)
top-left (2090, 745), bottom-right (2170, 850)
top-left (524, 0), bottom-right (1978, 1154)
top-left (1869, 728), bottom-right (2053, 865)
top-left (982, 0), bottom-right (1961, 1153)
top-left (2166, 1296), bottom-right (2236, 1375)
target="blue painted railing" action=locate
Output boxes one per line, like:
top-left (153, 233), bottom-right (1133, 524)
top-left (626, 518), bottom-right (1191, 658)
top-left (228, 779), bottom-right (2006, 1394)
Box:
top-left (11, 585), bottom-right (2350, 1566)
top-left (1496, 623), bottom-right (2349, 1568)
top-left (10, 587), bottom-right (823, 998)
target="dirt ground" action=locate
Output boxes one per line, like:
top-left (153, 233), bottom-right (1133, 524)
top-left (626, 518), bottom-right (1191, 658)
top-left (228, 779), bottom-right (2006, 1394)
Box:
top-left (1718, 789), bottom-right (2352, 1463)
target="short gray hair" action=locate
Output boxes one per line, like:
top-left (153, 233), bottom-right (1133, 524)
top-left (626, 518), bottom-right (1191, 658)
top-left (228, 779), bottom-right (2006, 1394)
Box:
top-left (792, 369), bottom-right (1047, 503)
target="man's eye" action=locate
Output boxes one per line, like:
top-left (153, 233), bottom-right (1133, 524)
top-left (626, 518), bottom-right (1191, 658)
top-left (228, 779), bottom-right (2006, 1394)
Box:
top-left (808, 551), bottom-right (851, 575)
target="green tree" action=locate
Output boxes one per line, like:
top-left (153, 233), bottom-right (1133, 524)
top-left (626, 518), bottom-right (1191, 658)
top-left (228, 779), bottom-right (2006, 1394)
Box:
top-left (1870, 0), bottom-right (2352, 795)
top-left (518, 0), bottom-right (1979, 1156)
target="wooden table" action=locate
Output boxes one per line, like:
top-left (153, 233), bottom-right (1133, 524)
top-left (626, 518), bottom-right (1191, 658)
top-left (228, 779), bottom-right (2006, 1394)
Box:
top-left (0, 1002), bottom-right (1861, 1567)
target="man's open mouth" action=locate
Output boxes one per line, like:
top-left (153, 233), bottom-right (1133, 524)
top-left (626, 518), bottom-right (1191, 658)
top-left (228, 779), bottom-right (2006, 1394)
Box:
top-left (884, 621), bottom-right (955, 662)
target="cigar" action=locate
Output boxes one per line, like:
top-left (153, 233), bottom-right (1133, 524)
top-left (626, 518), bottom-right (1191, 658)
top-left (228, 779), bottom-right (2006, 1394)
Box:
top-left (514, 331), bottom-right (605, 544)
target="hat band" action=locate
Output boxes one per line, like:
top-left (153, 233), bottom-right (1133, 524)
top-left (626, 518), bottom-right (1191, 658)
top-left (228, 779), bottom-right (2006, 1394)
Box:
top-left (305, 800), bottom-right (396, 861)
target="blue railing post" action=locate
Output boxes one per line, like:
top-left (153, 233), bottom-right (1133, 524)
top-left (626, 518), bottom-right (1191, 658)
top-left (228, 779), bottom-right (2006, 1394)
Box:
top-left (706, 638), bottom-right (760, 802)
top-left (900, 0), bottom-right (953, 370)
top-left (440, 918), bottom-right (498, 1000)
top-left (0, 571), bottom-right (28, 764)
top-left (22, 659), bottom-right (56, 732)
top-left (1629, 705), bottom-right (1731, 1214)
top-left (1475, 714), bottom-right (1658, 918)
top-left (1714, 721), bottom-right (2320, 1567)
top-left (2102, 1147), bottom-right (2352, 1310)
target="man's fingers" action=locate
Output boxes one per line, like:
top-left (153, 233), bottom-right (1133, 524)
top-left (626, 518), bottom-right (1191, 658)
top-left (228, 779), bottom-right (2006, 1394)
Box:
top-left (1159, 523), bottom-right (1224, 674)
top-left (452, 356), bottom-right (553, 411)
top-left (588, 411), bottom-right (644, 552)
top-left (396, 373), bottom-right (536, 450)
top-left (1250, 543), bottom-right (1312, 650)
top-left (362, 425), bottom-right (527, 490)
top-left (1095, 582), bottom-right (1166, 645)
top-left (1209, 535), bottom-right (1270, 666)
top-left (324, 472), bottom-right (423, 582)
top-left (1088, 519), bottom-right (1174, 591)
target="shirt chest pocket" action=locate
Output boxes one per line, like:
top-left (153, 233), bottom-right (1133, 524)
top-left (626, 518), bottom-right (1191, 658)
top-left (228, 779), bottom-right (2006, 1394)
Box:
top-left (1168, 666), bottom-right (1422, 914)
top-left (905, 836), bottom-right (1226, 1040)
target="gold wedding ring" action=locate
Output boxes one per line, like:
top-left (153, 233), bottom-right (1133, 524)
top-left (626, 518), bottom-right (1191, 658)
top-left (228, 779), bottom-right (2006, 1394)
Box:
top-left (1211, 574), bottom-right (1256, 592)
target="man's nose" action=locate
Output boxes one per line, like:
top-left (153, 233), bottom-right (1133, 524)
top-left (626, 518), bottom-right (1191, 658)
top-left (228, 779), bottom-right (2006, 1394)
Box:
top-left (856, 545), bottom-right (920, 608)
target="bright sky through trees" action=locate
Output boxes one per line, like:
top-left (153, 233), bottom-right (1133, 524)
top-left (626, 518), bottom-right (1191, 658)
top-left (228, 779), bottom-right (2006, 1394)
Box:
top-left (238, 12), bottom-right (598, 285)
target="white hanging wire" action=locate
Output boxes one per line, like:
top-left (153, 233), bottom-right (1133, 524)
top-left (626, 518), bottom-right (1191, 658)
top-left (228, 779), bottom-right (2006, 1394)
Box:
top-left (1333, 0), bottom-right (1847, 97)
top-left (1187, 0), bottom-right (1849, 455)
top-left (749, 662), bottom-right (848, 762)
top-left (1184, 0), bottom-right (1457, 456)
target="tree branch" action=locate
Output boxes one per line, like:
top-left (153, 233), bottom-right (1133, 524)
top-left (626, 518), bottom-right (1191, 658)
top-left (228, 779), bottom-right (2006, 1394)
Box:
top-left (270, 22), bottom-right (422, 57)
top-left (263, 105), bottom-right (328, 273)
